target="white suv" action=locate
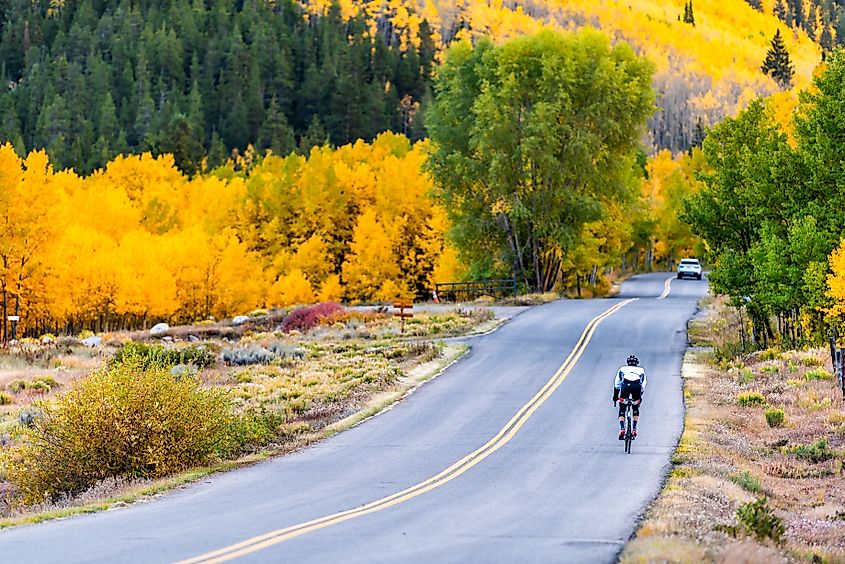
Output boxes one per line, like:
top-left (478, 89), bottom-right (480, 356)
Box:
top-left (677, 258), bottom-right (702, 280)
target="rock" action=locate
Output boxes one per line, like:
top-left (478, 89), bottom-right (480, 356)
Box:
top-left (232, 315), bottom-right (250, 326)
top-left (188, 334), bottom-right (200, 343)
top-left (41, 336), bottom-right (54, 344)
top-left (150, 323), bottom-right (170, 336)
top-left (82, 335), bottom-right (101, 347)
top-left (162, 336), bottom-right (174, 343)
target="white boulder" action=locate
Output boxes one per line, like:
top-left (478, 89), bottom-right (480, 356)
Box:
top-left (82, 336), bottom-right (101, 347)
top-left (150, 323), bottom-right (170, 336)
top-left (232, 315), bottom-right (250, 326)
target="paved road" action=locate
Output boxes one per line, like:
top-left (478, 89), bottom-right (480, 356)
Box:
top-left (0, 273), bottom-right (708, 563)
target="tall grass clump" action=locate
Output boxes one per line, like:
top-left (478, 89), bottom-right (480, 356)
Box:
top-left (729, 470), bottom-right (762, 494)
top-left (1, 356), bottom-right (232, 505)
top-left (737, 391), bottom-right (766, 407)
top-left (736, 497), bottom-right (785, 544)
top-left (111, 342), bottom-right (216, 369)
top-left (788, 438), bottom-right (835, 463)
top-left (765, 407), bottom-right (785, 428)
top-left (803, 368), bottom-right (831, 381)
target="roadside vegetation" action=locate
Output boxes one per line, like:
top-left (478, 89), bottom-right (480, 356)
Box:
top-left (0, 302), bottom-right (498, 521)
top-left (621, 297), bottom-right (845, 563)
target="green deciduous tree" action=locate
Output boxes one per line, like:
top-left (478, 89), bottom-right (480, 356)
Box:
top-left (426, 30), bottom-right (655, 291)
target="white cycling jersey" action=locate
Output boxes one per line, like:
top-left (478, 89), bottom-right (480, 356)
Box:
top-left (613, 365), bottom-right (647, 391)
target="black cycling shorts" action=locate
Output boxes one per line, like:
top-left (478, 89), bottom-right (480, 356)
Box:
top-left (618, 379), bottom-right (642, 417)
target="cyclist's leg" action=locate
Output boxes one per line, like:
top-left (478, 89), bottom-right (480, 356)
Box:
top-left (617, 400), bottom-right (625, 429)
top-left (618, 381), bottom-right (631, 434)
top-left (631, 382), bottom-right (642, 431)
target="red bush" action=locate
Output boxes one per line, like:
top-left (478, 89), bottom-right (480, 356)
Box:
top-left (280, 302), bottom-right (345, 333)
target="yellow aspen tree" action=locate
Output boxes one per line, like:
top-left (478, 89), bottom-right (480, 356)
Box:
top-left (342, 208), bottom-right (404, 302)
top-left (113, 230), bottom-right (179, 325)
top-left (210, 230), bottom-right (269, 317)
top-left (318, 274), bottom-right (343, 302)
top-left (826, 241), bottom-right (845, 317)
top-left (0, 148), bottom-right (59, 337)
top-left (268, 269), bottom-right (315, 307)
top-left (291, 234), bottom-right (334, 287)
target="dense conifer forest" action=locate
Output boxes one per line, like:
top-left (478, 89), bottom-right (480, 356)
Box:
top-left (0, 0), bottom-right (435, 174)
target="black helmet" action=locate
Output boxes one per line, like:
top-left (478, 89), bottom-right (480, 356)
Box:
top-left (626, 355), bottom-right (639, 366)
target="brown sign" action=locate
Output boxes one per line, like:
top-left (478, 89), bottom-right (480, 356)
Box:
top-left (392, 301), bottom-right (413, 333)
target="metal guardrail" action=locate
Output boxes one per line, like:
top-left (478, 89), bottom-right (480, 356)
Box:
top-left (434, 279), bottom-right (517, 302)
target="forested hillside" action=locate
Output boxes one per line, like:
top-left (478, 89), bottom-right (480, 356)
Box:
top-left (301, 0), bottom-right (822, 152)
top-left (0, 0), bottom-right (436, 174)
top-left (0, 0), bottom-right (823, 174)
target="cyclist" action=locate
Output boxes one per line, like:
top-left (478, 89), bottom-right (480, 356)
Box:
top-left (613, 354), bottom-right (647, 440)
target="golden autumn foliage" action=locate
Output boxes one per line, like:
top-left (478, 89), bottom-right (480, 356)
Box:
top-left (826, 241), bottom-right (845, 317)
top-left (303, 0), bottom-right (821, 153)
top-left (642, 149), bottom-right (705, 264)
top-left (0, 133), bottom-right (462, 337)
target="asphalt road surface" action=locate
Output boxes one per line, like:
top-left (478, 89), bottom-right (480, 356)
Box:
top-left (0, 273), bottom-right (708, 563)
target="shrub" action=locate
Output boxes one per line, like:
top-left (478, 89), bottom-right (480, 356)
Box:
top-left (221, 345), bottom-right (276, 366)
top-left (2, 358), bottom-right (232, 504)
top-left (736, 497), bottom-right (785, 544)
top-left (729, 470), bottom-right (762, 493)
top-left (804, 368), bottom-right (831, 381)
top-left (6, 379), bottom-right (27, 394)
top-left (788, 438), bottom-right (835, 463)
top-left (31, 375), bottom-right (59, 390)
top-left (281, 302), bottom-right (345, 333)
top-left (765, 407), bottom-right (785, 428)
top-left (28, 381), bottom-right (50, 394)
top-left (111, 342), bottom-right (216, 369)
top-left (0, 391), bottom-right (13, 405)
top-left (267, 342), bottom-right (307, 361)
top-left (759, 348), bottom-right (781, 361)
top-left (737, 391), bottom-right (766, 407)
top-left (760, 365), bottom-right (779, 375)
top-left (800, 356), bottom-right (824, 367)
top-left (17, 407), bottom-right (42, 428)
top-left (738, 368), bottom-right (755, 384)
top-left (229, 410), bottom-right (284, 450)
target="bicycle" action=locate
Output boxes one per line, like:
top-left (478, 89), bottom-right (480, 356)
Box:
top-left (616, 397), bottom-right (640, 454)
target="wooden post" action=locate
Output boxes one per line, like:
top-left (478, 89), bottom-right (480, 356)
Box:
top-left (393, 301), bottom-right (413, 334)
top-left (839, 348), bottom-right (845, 400)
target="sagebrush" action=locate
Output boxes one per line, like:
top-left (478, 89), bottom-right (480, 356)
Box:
top-left (1, 357), bottom-right (232, 505)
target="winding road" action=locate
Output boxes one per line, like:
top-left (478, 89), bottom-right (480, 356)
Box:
top-left (0, 273), bottom-right (708, 563)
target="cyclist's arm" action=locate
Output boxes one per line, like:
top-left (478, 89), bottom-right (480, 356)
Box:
top-left (612, 370), bottom-right (622, 402)
top-left (641, 369), bottom-right (647, 392)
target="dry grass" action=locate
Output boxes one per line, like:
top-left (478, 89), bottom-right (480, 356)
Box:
top-left (620, 298), bottom-right (845, 564)
top-left (0, 303), bottom-right (492, 521)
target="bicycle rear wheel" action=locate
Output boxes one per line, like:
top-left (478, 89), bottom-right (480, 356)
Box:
top-left (624, 412), bottom-right (632, 454)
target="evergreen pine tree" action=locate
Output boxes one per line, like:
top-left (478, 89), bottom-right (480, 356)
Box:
top-left (688, 117), bottom-right (706, 155)
top-left (257, 95), bottom-right (295, 156)
top-left (154, 114), bottom-right (205, 177)
top-left (98, 91), bottom-right (119, 141)
top-left (773, 0), bottom-right (787, 22)
top-left (761, 29), bottom-right (795, 88)
top-left (298, 115), bottom-right (327, 156)
top-left (683, 1), bottom-right (695, 25)
top-left (207, 130), bottom-right (228, 170)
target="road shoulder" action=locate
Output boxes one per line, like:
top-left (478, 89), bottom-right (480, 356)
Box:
top-left (620, 299), bottom-right (845, 563)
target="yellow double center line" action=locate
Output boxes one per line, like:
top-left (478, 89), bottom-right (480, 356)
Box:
top-left (658, 276), bottom-right (673, 300)
top-left (180, 298), bottom-right (637, 564)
